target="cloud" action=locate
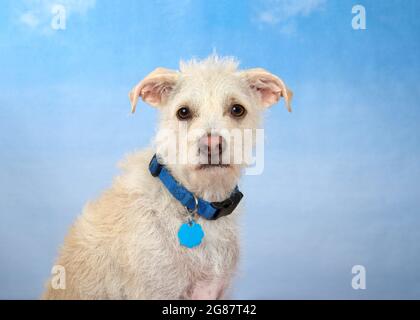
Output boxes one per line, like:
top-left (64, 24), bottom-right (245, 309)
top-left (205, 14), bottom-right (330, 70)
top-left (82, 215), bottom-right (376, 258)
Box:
top-left (19, 11), bottom-right (40, 28)
top-left (17, 0), bottom-right (96, 32)
top-left (255, 0), bottom-right (326, 34)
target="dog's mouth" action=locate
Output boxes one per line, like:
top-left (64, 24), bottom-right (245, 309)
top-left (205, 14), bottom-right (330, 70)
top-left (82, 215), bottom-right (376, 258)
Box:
top-left (196, 163), bottom-right (231, 170)
top-left (196, 153), bottom-right (232, 170)
top-left (195, 144), bottom-right (234, 170)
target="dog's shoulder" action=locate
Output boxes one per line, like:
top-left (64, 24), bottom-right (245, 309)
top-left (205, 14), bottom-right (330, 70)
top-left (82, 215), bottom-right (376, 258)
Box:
top-left (115, 148), bottom-right (158, 194)
top-left (76, 148), bottom-right (162, 233)
top-left (118, 147), bottom-right (154, 174)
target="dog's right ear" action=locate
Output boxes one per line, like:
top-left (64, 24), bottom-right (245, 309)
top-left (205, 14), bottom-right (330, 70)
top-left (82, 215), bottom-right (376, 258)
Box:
top-left (128, 68), bottom-right (178, 113)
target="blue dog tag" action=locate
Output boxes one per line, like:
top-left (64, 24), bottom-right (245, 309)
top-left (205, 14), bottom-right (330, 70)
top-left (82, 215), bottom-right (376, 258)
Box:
top-left (178, 221), bottom-right (204, 248)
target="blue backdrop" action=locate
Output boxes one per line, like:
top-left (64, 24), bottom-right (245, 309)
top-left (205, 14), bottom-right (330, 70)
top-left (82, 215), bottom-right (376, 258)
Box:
top-left (1, 0), bottom-right (419, 299)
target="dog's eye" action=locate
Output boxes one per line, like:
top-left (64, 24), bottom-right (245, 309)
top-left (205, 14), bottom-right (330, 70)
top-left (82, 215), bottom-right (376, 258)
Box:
top-left (230, 104), bottom-right (246, 118)
top-left (176, 106), bottom-right (192, 120)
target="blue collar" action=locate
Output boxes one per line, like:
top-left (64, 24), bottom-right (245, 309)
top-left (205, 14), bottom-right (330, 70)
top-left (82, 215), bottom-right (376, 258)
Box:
top-left (149, 154), bottom-right (243, 220)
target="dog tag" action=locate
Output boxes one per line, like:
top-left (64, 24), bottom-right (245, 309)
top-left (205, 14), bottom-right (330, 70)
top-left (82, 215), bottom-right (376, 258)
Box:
top-left (178, 221), bottom-right (204, 248)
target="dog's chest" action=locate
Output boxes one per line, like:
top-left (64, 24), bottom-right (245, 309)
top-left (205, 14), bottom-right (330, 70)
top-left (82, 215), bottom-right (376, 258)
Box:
top-left (177, 221), bottom-right (239, 299)
top-left (151, 214), bottom-right (239, 288)
top-left (125, 192), bottom-right (240, 298)
top-left (171, 217), bottom-right (239, 271)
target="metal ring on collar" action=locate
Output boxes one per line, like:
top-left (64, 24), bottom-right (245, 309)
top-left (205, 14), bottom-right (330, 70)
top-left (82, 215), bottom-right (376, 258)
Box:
top-left (188, 195), bottom-right (199, 214)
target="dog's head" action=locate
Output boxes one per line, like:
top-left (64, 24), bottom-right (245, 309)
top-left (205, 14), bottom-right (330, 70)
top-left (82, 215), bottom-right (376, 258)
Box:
top-left (129, 56), bottom-right (292, 199)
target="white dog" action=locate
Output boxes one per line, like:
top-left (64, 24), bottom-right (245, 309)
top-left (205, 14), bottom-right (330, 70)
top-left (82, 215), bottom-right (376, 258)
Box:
top-left (43, 55), bottom-right (292, 299)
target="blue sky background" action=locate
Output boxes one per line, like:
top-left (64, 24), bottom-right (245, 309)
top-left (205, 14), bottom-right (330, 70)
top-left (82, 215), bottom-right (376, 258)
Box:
top-left (1, 0), bottom-right (420, 299)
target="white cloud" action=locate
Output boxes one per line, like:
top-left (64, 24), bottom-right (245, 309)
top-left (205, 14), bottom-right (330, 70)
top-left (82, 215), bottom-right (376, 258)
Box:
top-left (19, 11), bottom-right (40, 28)
top-left (255, 0), bottom-right (326, 32)
top-left (17, 0), bottom-right (96, 32)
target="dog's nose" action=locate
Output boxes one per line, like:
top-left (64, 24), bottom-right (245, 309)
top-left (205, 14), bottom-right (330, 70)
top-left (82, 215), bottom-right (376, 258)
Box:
top-left (199, 135), bottom-right (225, 160)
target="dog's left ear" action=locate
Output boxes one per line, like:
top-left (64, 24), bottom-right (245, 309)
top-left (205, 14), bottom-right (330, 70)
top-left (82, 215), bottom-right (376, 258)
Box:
top-left (129, 68), bottom-right (178, 113)
top-left (240, 68), bottom-right (293, 112)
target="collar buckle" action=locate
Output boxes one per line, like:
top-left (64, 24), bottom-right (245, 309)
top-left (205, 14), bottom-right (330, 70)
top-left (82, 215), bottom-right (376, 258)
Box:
top-left (210, 189), bottom-right (243, 220)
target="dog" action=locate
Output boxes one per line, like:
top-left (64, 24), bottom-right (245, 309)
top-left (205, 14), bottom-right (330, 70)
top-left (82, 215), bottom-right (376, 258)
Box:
top-left (43, 55), bottom-right (292, 299)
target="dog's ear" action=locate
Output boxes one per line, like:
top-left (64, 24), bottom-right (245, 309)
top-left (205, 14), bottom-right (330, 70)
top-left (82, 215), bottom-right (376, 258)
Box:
top-left (129, 68), bottom-right (178, 113)
top-left (240, 68), bottom-right (292, 112)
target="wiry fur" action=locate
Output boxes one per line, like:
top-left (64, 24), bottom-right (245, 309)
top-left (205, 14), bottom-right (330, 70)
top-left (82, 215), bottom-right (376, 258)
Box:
top-left (43, 149), bottom-right (239, 299)
top-left (43, 55), bottom-right (291, 299)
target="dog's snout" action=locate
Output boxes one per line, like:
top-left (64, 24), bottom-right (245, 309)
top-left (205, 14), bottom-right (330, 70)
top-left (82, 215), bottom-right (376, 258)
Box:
top-left (199, 135), bottom-right (226, 158)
